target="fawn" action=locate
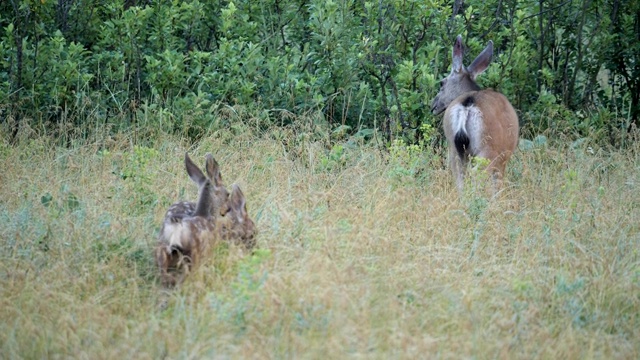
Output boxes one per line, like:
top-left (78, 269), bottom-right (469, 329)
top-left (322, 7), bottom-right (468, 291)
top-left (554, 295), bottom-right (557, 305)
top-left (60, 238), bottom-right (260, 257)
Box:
top-left (154, 153), bottom-right (256, 287)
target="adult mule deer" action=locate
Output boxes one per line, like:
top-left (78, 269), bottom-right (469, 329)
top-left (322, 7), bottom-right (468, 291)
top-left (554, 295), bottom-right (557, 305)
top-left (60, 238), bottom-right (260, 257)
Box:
top-left (431, 35), bottom-right (519, 192)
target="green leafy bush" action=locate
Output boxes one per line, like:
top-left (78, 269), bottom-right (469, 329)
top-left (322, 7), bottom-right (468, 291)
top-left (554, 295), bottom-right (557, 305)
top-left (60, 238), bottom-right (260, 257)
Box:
top-left (1, 0), bottom-right (637, 145)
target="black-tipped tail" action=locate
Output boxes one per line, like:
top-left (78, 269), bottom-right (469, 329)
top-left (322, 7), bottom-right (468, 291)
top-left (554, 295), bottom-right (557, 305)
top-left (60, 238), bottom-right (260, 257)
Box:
top-left (454, 131), bottom-right (470, 159)
top-left (453, 95), bottom-right (474, 158)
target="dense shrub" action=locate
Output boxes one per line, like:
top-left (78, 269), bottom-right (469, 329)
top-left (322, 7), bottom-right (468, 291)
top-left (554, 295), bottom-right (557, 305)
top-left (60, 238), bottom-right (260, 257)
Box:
top-left (0, 0), bottom-right (637, 144)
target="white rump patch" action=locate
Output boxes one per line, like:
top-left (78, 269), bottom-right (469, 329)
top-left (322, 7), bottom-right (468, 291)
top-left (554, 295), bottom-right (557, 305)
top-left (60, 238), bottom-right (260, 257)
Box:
top-left (161, 222), bottom-right (191, 249)
top-left (449, 103), bottom-right (484, 154)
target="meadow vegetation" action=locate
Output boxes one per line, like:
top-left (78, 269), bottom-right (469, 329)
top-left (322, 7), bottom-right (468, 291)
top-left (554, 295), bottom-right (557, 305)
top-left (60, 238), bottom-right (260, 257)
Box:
top-left (2, 0), bottom-right (639, 357)
top-left (0, 115), bottom-right (638, 358)
top-left (2, 0), bottom-right (639, 142)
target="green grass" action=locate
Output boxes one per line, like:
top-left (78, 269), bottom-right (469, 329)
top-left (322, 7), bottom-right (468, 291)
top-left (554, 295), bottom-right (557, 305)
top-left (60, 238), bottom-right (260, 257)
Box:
top-left (0, 123), bottom-right (638, 359)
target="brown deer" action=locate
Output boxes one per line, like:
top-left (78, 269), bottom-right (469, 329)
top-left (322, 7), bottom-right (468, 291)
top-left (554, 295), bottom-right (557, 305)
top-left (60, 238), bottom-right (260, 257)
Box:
top-left (431, 35), bottom-right (519, 192)
top-left (154, 153), bottom-right (256, 287)
top-left (218, 184), bottom-right (257, 250)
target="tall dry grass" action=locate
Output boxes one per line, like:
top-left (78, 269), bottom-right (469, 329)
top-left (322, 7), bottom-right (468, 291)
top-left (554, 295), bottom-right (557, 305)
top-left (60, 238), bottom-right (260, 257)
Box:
top-left (0, 122), bottom-right (638, 359)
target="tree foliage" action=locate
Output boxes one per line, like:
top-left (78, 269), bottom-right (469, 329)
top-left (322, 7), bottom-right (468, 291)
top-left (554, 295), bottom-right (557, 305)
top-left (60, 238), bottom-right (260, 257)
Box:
top-left (0, 0), bottom-right (637, 144)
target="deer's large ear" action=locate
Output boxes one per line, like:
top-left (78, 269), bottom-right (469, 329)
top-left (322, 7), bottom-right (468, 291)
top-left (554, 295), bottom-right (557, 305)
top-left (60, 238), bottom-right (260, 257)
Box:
top-left (467, 40), bottom-right (493, 80)
top-left (451, 35), bottom-right (464, 73)
top-left (185, 152), bottom-right (207, 186)
top-left (205, 153), bottom-right (223, 187)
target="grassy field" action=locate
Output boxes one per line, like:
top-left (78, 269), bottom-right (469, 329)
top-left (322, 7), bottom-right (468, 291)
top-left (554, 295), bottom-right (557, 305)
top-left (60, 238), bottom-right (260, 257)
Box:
top-left (0, 122), bottom-right (638, 359)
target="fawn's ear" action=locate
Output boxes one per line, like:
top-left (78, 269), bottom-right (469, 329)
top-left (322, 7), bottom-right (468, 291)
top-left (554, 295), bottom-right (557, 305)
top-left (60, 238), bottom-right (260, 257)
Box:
top-left (185, 152), bottom-right (207, 186)
top-left (230, 184), bottom-right (247, 215)
top-left (205, 153), bottom-right (224, 187)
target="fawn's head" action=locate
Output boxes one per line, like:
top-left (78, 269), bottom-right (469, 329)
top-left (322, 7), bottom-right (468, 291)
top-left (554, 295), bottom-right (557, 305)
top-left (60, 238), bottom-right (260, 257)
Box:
top-left (185, 153), bottom-right (230, 218)
top-left (220, 184), bottom-right (257, 249)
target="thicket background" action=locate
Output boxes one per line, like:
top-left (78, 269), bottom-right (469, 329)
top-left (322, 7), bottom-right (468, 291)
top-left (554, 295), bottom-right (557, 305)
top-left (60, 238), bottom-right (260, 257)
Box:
top-left (1, 0), bottom-right (638, 144)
